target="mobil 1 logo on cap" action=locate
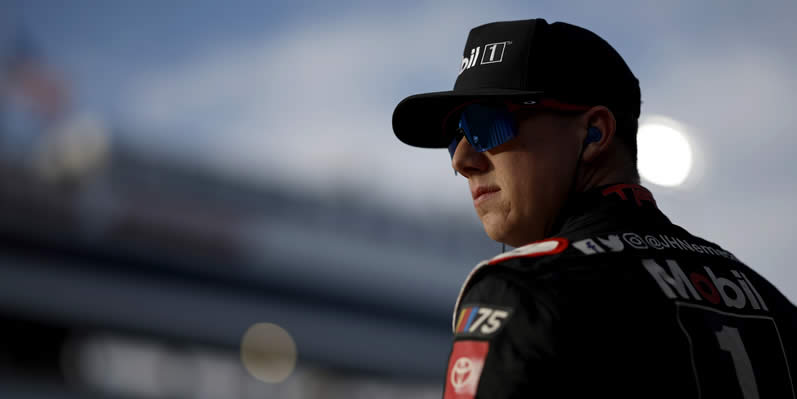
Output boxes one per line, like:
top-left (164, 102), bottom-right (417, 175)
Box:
top-left (459, 41), bottom-right (511, 75)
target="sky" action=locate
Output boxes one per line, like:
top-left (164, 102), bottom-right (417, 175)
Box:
top-left (5, 0), bottom-right (797, 300)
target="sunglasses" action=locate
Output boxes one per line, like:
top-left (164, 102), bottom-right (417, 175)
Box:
top-left (446, 99), bottom-right (593, 159)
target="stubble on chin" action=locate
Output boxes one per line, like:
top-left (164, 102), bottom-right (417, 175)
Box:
top-left (479, 204), bottom-right (514, 244)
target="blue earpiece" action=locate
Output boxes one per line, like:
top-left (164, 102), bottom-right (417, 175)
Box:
top-left (585, 127), bottom-right (602, 144)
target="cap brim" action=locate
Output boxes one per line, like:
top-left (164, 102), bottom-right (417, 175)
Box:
top-left (392, 88), bottom-right (544, 149)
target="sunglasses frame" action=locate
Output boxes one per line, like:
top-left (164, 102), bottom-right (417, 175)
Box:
top-left (446, 98), bottom-right (593, 159)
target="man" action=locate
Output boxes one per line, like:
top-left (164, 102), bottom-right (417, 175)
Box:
top-left (391, 18), bottom-right (796, 398)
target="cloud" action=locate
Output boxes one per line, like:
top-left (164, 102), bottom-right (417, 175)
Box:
top-left (124, 2), bottom-right (518, 217)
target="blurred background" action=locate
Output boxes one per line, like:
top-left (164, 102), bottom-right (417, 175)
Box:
top-left (0, 0), bottom-right (795, 398)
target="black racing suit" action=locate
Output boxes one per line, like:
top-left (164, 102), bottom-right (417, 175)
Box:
top-left (443, 184), bottom-right (797, 399)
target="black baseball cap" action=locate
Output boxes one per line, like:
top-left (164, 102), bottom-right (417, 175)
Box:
top-left (392, 18), bottom-right (641, 149)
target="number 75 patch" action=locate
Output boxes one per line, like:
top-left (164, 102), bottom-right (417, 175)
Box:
top-left (454, 305), bottom-right (513, 337)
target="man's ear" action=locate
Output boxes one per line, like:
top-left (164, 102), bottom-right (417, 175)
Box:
top-left (582, 106), bottom-right (616, 162)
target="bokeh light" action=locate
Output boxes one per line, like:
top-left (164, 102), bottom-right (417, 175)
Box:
top-left (240, 323), bottom-right (297, 384)
top-left (637, 118), bottom-right (693, 187)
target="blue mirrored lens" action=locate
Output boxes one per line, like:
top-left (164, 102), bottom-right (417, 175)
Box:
top-left (459, 104), bottom-right (516, 152)
top-left (448, 128), bottom-right (465, 159)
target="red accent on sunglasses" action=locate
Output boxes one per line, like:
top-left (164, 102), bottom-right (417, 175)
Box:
top-left (441, 98), bottom-right (593, 134)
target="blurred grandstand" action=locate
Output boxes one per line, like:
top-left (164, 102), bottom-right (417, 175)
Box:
top-left (0, 118), bottom-right (504, 398)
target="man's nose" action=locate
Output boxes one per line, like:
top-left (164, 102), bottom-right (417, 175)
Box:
top-left (452, 137), bottom-right (489, 178)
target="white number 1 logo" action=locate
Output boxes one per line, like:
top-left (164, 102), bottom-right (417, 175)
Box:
top-left (488, 45), bottom-right (497, 62)
top-left (716, 326), bottom-right (760, 399)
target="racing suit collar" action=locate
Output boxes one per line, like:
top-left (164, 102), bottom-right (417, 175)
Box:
top-left (549, 183), bottom-right (670, 238)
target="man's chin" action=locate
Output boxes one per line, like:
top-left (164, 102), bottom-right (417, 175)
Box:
top-left (481, 220), bottom-right (510, 245)
top-left (481, 219), bottom-right (543, 248)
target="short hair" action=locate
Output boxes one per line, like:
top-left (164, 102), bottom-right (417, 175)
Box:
top-left (611, 109), bottom-right (640, 179)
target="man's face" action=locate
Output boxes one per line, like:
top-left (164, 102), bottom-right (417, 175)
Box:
top-left (452, 109), bottom-right (584, 247)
